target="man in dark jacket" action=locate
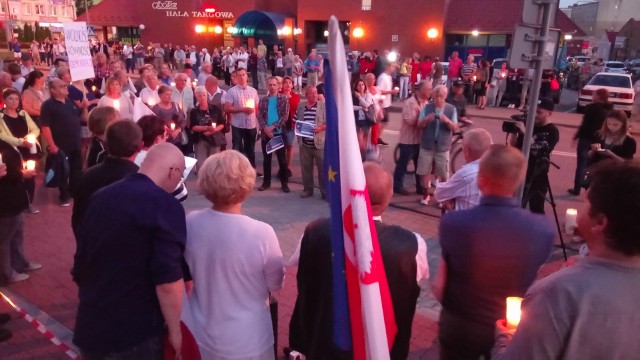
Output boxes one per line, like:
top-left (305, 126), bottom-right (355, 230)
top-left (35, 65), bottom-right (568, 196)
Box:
top-left (72, 120), bottom-right (143, 235)
top-left (287, 162), bottom-right (428, 359)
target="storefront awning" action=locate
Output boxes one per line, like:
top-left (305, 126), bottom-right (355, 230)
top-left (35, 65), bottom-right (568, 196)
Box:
top-left (232, 11), bottom-right (286, 43)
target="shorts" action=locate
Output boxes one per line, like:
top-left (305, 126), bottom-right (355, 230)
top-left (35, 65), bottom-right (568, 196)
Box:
top-left (284, 127), bottom-right (295, 147)
top-left (381, 108), bottom-right (390, 123)
top-left (417, 148), bottom-right (449, 179)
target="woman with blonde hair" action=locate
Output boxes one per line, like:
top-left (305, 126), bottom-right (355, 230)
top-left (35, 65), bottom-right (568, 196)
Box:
top-left (96, 76), bottom-right (133, 120)
top-left (181, 150), bottom-right (284, 360)
top-left (588, 110), bottom-right (636, 166)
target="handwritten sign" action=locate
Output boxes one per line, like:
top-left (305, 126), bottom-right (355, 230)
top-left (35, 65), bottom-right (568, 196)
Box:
top-left (63, 22), bottom-right (95, 81)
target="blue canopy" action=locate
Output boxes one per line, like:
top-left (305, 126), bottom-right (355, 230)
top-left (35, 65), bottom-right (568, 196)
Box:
top-left (232, 11), bottom-right (286, 43)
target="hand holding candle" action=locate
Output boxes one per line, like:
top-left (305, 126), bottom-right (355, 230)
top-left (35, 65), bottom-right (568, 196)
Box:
top-left (26, 134), bottom-right (37, 154)
top-left (147, 97), bottom-right (156, 106)
top-left (565, 209), bottom-right (578, 235)
top-left (170, 122), bottom-right (176, 131)
top-left (24, 160), bottom-right (36, 171)
top-left (113, 99), bottom-right (121, 111)
top-left (244, 99), bottom-right (255, 109)
top-left (506, 297), bottom-right (523, 329)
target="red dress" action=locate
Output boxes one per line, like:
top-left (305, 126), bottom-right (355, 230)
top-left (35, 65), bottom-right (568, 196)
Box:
top-left (410, 60), bottom-right (421, 83)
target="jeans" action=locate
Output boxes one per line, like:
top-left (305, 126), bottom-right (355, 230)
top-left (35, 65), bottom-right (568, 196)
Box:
top-left (523, 163), bottom-right (549, 214)
top-left (439, 309), bottom-right (494, 360)
top-left (520, 79), bottom-right (531, 108)
top-left (399, 75), bottom-right (410, 98)
top-left (258, 71), bottom-right (268, 90)
top-left (393, 144), bottom-right (423, 192)
top-left (125, 58), bottom-right (134, 73)
top-left (231, 126), bottom-right (257, 168)
top-left (573, 138), bottom-right (591, 192)
top-left (299, 144), bottom-right (325, 194)
top-left (224, 69), bottom-right (232, 86)
top-left (194, 140), bottom-right (220, 172)
top-left (261, 135), bottom-right (288, 185)
top-left (81, 336), bottom-right (162, 360)
top-left (285, 68), bottom-right (293, 77)
top-left (0, 214), bottom-right (30, 282)
top-left (250, 68), bottom-right (259, 89)
top-left (60, 149), bottom-right (83, 202)
top-left (307, 72), bottom-right (318, 87)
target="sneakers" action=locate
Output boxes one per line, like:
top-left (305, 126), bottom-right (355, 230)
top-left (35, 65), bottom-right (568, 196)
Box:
top-left (281, 184), bottom-right (290, 193)
top-left (25, 263), bottom-right (42, 272)
top-left (567, 188), bottom-right (580, 196)
top-left (9, 273), bottom-right (29, 283)
top-left (377, 138), bottom-right (389, 146)
top-left (419, 196), bottom-right (431, 205)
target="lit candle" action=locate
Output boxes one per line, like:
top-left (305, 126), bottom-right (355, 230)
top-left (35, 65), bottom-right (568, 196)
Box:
top-left (501, 71), bottom-right (507, 78)
top-left (171, 82), bottom-right (176, 87)
top-left (0, 154), bottom-right (3, 164)
top-left (26, 134), bottom-right (37, 154)
top-left (506, 297), bottom-right (523, 329)
top-left (244, 99), bottom-right (255, 109)
top-left (170, 123), bottom-right (176, 130)
top-left (192, 81), bottom-right (197, 87)
top-left (147, 97), bottom-right (156, 106)
top-left (25, 160), bottom-right (36, 171)
top-left (113, 99), bottom-right (120, 111)
top-left (178, 101), bottom-right (184, 110)
top-left (472, 75), bottom-right (477, 81)
top-left (565, 209), bottom-right (578, 235)
top-left (212, 122), bottom-right (217, 128)
top-left (394, 86), bottom-right (399, 91)
top-left (91, 85), bottom-right (97, 92)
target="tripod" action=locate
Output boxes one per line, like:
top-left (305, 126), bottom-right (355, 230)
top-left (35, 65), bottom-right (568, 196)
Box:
top-left (522, 156), bottom-right (568, 260)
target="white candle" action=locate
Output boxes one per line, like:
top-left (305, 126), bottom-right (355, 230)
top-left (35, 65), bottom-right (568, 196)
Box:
top-left (192, 81), bottom-right (197, 87)
top-left (506, 297), bottom-right (523, 329)
top-left (171, 82), bottom-right (176, 87)
top-left (91, 85), bottom-right (97, 92)
top-left (0, 153), bottom-right (3, 164)
top-left (565, 209), bottom-right (578, 235)
top-left (472, 75), bottom-right (477, 81)
top-left (244, 99), bottom-right (255, 109)
top-left (212, 122), bottom-right (217, 128)
top-left (26, 134), bottom-right (37, 154)
top-left (170, 123), bottom-right (176, 130)
top-left (113, 99), bottom-right (120, 111)
top-left (147, 97), bottom-right (156, 106)
top-left (501, 71), bottom-right (507, 78)
top-left (25, 160), bottom-right (36, 171)
top-left (394, 86), bottom-right (399, 91)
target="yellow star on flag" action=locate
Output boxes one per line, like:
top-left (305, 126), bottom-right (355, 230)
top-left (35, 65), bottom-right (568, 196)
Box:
top-left (328, 166), bottom-right (337, 182)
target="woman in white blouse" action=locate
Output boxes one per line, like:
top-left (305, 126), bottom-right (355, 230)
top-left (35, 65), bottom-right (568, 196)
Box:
top-left (182, 150), bottom-right (285, 360)
top-left (97, 76), bottom-right (133, 120)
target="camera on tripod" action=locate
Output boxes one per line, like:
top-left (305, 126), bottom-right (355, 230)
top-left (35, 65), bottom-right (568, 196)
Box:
top-left (502, 112), bottom-right (551, 160)
top-left (501, 112), bottom-right (526, 134)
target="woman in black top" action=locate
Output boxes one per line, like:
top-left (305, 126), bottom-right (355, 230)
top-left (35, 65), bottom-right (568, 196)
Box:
top-left (0, 89), bottom-right (41, 213)
top-left (569, 88), bottom-right (613, 195)
top-left (189, 86), bottom-right (226, 172)
top-left (352, 79), bottom-right (375, 156)
top-left (86, 107), bottom-right (118, 168)
top-left (588, 110), bottom-right (636, 166)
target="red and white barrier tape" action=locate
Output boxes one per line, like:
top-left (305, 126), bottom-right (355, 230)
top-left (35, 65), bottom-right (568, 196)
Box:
top-left (0, 291), bottom-right (80, 359)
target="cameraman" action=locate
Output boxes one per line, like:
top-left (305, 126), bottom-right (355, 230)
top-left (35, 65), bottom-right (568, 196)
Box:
top-left (507, 98), bottom-right (559, 214)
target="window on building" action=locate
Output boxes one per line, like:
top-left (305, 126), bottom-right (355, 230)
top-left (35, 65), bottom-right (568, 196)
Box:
top-left (64, 5), bottom-right (70, 17)
top-left (362, 0), bottom-right (371, 11)
top-left (467, 34), bottom-right (488, 47)
top-left (488, 35), bottom-right (507, 47)
top-left (35, 4), bottom-right (45, 15)
top-left (50, 5), bottom-right (58, 16)
top-left (0, 2), bottom-right (5, 14)
top-left (446, 34), bottom-right (466, 46)
top-left (23, 4), bottom-right (32, 15)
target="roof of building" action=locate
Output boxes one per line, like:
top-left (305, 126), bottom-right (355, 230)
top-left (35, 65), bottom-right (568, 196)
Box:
top-left (76, 0), bottom-right (139, 27)
top-left (445, 0), bottom-right (586, 36)
top-left (619, 18), bottom-right (640, 32)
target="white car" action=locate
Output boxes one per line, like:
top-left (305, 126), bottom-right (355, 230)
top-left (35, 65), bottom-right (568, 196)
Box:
top-left (577, 72), bottom-right (634, 115)
top-left (604, 61), bottom-right (627, 74)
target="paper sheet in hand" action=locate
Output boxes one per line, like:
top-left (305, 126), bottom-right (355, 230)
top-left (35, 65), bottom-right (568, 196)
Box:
top-left (295, 121), bottom-right (315, 139)
top-left (266, 135), bottom-right (285, 154)
top-left (132, 97), bottom-right (154, 122)
top-left (183, 156), bottom-right (198, 179)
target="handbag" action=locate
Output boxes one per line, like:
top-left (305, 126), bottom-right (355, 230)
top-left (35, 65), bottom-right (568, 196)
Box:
top-left (162, 321), bottom-right (201, 360)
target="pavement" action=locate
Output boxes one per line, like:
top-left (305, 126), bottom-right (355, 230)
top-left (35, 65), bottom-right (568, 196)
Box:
top-left (0, 86), bottom-right (589, 359)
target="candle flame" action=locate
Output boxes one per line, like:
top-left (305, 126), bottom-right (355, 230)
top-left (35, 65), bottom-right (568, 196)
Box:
top-left (506, 297), bottom-right (523, 329)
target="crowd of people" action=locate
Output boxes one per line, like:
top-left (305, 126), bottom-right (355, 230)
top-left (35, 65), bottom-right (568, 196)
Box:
top-left (0, 36), bottom-right (638, 360)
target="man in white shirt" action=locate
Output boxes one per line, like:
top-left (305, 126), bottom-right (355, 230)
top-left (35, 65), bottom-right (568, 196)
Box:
top-left (171, 73), bottom-right (194, 117)
top-left (435, 128), bottom-right (493, 210)
top-left (122, 42), bottom-right (134, 74)
top-left (376, 63), bottom-right (400, 146)
top-left (204, 75), bottom-right (226, 108)
top-left (235, 47), bottom-right (249, 70)
top-left (197, 62), bottom-right (212, 85)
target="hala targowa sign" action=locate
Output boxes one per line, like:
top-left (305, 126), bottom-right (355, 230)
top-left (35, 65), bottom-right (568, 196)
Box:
top-left (63, 22), bottom-right (95, 82)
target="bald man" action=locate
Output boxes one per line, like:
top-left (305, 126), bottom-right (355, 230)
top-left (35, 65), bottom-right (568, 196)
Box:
top-left (72, 142), bottom-right (187, 359)
top-left (40, 78), bottom-right (83, 205)
top-left (434, 128), bottom-right (493, 210)
top-left (288, 162), bottom-right (428, 359)
top-left (434, 145), bottom-right (554, 360)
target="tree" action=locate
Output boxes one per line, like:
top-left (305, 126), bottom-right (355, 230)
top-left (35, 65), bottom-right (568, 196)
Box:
top-left (75, 0), bottom-right (94, 17)
top-left (24, 24), bottom-right (35, 42)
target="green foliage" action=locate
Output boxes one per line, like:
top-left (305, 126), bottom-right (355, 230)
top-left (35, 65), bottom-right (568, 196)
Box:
top-left (75, 0), bottom-right (94, 17)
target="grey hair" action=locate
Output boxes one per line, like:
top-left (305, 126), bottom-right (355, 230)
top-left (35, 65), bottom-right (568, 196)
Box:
top-left (194, 86), bottom-right (207, 96)
top-left (463, 128), bottom-right (494, 158)
top-left (433, 84), bottom-right (448, 96)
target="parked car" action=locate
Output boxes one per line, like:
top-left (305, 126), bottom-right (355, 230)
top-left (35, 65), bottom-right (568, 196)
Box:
top-left (568, 56), bottom-right (591, 66)
top-left (577, 72), bottom-right (634, 115)
top-left (604, 61), bottom-right (628, 74)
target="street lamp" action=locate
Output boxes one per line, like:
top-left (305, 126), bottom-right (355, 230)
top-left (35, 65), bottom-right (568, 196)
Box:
top-left (282, 26), bottom-right (292, 36)
top-left (214, 26), bottom-right (222, 34)
top-left (324, 30), bottom-right (329, 37)
top-left (387, 51), bottom-right (398, 62)
top-left (471, 29), bottom-right (479, 36)
top-left (195, 24), bottom-right (205, 34)
top-left (564, 34), bottom-right (573, 40)
top-left (352, 27), bottom-right (364, 39)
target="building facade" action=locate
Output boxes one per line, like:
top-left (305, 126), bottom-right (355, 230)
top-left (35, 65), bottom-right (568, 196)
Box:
top-left (1, 0), bottom-right (76, 34)
top-left (565, 0), bottom-right (640, 36)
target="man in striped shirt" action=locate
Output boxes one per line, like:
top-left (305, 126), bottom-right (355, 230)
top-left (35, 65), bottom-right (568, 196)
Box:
top-left (294, 86), bottom-right (326, 199)
top-left (434, 128), bottom-right (493, 210)
top-left (461, 55), bottom-right (477, 81)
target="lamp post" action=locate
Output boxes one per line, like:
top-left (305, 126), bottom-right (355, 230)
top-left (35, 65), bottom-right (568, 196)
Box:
top-left (352, 27), bottom-right (363, 50)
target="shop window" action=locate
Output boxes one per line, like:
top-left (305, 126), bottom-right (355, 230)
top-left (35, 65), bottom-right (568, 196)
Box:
top-left (466, 34), bottom-right (488, 47)
top-left (23, 4), bottom-right (32, 15)
top-left (446, 34), bottom-right (465, 46)
top-left (488, 35), bottom-right (507, 47)
top-left (362, 0), bottom-right (371, 11)
top-left (35, 5), bottom-right (45, 15)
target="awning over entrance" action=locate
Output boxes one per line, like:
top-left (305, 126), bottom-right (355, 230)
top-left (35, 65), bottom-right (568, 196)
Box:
top-left (232, 11), bottom-right (286, 43)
